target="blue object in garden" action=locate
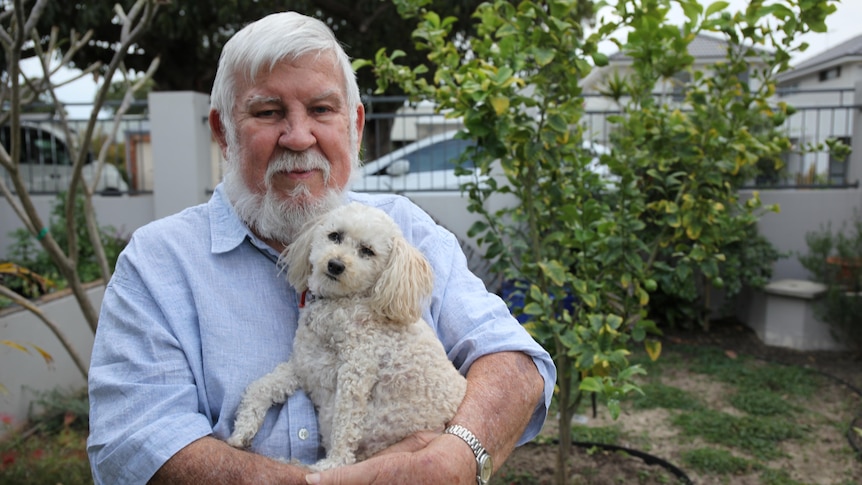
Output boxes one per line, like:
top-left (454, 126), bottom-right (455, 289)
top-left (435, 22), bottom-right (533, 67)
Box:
top-left (500, 279), bottom-right (578, 324)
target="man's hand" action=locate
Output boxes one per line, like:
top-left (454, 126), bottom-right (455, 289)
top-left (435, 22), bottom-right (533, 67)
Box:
top-left (149, 436), bottom-right (311, 485)
top-left (305, 432), bottom-right (475, 485)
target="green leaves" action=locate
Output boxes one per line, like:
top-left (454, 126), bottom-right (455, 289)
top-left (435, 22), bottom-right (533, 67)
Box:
top-left (704, 1), bottom-right (730, 18)
top-left (371, 0), bottom-right (835, 479)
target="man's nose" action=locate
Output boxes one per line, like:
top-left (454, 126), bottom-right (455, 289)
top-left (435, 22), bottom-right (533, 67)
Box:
top-left (278, 112), bottom-right (315, 151)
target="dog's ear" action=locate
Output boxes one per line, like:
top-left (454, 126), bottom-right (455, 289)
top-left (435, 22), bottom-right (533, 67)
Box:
top-left (284, 224), bottom-right (317, 293)
top-left (370, 236), bottom-right (434, 325)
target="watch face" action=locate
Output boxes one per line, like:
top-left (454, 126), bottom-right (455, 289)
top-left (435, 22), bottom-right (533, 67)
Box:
top-left (479, 454), bottom-right (493, 482)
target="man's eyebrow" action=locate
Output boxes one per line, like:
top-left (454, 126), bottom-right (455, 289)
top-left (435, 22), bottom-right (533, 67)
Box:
top-left (245, 95), bottom-right (282, 108)
top-left (311, 89), bottom-right (344, 106)
top-left (243, 91), bottom-right (344, 110)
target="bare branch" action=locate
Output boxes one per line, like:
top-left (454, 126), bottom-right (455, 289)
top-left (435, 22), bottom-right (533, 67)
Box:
top-left (21, 0), bottom-right (49, 36)
top-left (0, 179), bottom-right (37, 235)
top-left (1, 0), bottom-right (162, 352)
top-left (0, 284), bottom-right (89, 378)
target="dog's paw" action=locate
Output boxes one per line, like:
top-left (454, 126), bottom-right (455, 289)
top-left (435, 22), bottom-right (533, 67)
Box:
top-left (309, 456), bottom-right (352, 472)
top-left (225, 433), bottom-right (250, 449)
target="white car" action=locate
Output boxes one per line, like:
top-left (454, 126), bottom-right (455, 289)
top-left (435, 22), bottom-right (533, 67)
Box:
top-left (0, 122), bottom-right (129, 194)
top-left (354, 131), bottom-right (477, 192)
top-left (353, 130), bottom-right (614, 193)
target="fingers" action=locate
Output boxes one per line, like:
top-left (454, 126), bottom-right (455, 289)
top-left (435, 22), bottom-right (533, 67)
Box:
top-left (305, 458), bottom-right (382, 485)
top-left (303, 432), bottom-right (473, 485)
top-left (304, 430), bottom-right (440, 485)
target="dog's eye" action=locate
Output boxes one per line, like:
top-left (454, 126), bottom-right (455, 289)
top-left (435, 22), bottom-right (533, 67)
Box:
top-left (328, 231), bottom-right (343, 243)
top-left (359, 246), bottom-right (375, 257)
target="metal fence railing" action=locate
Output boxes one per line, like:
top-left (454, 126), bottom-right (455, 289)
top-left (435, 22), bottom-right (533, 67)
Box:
top-left (2, 90), bottom-right (857, 195)
top-left (0, 104), bottom-right (150, 195)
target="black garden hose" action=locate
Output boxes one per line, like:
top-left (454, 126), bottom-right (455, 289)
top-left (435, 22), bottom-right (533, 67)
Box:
top-left (552, 438), bottom-right (694, 485)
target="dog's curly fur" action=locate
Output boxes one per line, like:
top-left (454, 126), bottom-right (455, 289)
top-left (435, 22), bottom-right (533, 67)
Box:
top-left (226, 202), bottom-right (468, 471)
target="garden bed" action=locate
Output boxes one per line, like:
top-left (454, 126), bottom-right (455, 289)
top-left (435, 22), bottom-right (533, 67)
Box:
top-left (493, 319), bottom-right (862, 484)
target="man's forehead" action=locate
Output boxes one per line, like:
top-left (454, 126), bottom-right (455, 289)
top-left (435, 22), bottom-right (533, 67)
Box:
top-left (237, 59), bottom-right (345, 103)
top-left (249, 51), bottom-right (342, 84)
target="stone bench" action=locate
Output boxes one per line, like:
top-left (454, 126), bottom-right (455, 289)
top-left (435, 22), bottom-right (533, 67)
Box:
top-left (744, 279), bottom-right (845, 351)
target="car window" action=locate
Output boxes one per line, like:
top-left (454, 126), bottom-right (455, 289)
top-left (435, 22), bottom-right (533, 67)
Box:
top-left (403, 138), bottom-right (474, 173)
top-left (1, 126), bottom-right (71, 166)
top-left (30, 134), bottom-right (65, 166)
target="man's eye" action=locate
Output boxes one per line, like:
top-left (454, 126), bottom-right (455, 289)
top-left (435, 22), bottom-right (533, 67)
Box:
top-left (328, 232), bottom-right (343, 243)
top-left (359, 246), bottom-right (375, 257)
top-left (256, 109), bottom-right (281, 118)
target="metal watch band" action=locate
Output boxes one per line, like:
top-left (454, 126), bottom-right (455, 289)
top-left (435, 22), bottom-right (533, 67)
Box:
top-left (445, 424), bottom-right (492, 485)
top-left (445, 424), bottom-right (484, 457)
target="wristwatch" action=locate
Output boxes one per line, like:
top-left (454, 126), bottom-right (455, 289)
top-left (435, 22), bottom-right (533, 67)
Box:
top-left (444, 424), bottom-right (493, 485)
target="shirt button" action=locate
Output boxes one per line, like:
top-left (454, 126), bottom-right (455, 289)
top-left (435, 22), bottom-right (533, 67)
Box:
top-left (298, 428), bottom-right (310, 440)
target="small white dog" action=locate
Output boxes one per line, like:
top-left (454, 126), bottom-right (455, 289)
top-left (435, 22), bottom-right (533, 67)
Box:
top-left (227, 202), bottom-right (468, 471)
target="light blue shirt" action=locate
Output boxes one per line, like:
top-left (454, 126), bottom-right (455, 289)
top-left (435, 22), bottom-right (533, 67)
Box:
top-left (87, 185), bottom-right (555, 485)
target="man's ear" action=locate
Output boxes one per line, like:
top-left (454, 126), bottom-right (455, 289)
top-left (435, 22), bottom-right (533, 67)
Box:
top-left (354, 103), bottom-right (365, 153)
top-left (209, 109), bottom-right (228, 158)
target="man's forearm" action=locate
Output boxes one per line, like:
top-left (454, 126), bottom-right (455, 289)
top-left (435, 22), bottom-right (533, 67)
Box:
top-left (450, 351), bottom-right (545, 470)
top-left (148, 436), bottom-right (308, 485)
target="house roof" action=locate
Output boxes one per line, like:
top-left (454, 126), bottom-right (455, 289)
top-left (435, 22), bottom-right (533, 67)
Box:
top-left (791, 33), bottom-right (862, 71)
top-left (778, 32), bottom-right (862, 84)
top-left (607, 32), bottom-right (766, 63)
top-left (582, 33), bottom-right (767, 90)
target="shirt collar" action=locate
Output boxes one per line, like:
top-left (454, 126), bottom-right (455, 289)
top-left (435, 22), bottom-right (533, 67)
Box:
top-left (207, 185), bottom-right (371, 258)
top-left (208, 184), bottom-right (276, 256)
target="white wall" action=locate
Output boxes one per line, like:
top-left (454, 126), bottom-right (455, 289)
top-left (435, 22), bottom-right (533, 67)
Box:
top-left (0, 285), bottom-right (102, 433)
top-left (148, 92), bottom-right (215, 219)
top-left (0, 93), bottom-right (213, 432)
top-left (0, 193), bottom-right (156, 259)
top-left (745, 187), bottom-right (862, 280)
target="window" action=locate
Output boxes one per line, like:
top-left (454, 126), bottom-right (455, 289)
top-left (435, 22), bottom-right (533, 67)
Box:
top-left (818, 66), bottom-right (841, 82)
top-left (404, 138), bottom-right (475, 173)
top-left (828, 136), bottom-right (850, 185)
top-left (671, 71), bottom-right (691, 102)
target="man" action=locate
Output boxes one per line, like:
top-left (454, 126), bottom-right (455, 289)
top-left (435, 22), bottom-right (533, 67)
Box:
top-left (87, 11), bottom-right (555, 485)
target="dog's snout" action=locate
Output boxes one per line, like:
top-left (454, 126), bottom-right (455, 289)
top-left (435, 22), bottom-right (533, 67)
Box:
top-left (327, 259), bottom-right (346, 276)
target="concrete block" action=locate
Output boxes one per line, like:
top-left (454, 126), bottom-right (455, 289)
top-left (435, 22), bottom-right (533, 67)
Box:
top-left (745, 279), bottom-right (845, 351)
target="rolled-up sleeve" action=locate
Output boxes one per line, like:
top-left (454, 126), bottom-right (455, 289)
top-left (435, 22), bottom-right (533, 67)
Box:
top-left (87, 249), bottom-right (214, 485)
top-left (88, 189), bottom-right (320, 484)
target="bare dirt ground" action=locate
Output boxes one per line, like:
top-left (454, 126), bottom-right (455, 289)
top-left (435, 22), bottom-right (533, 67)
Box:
top-left (493, 319), bottom-right (862, 484)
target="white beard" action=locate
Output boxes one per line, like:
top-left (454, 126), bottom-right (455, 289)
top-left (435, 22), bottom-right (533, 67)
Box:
top-left (223, 147), bottom-right (346, 244)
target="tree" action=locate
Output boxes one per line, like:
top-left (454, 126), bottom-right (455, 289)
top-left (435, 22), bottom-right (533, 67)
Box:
top-left (31, 0), bottom-right (493, 159)
top-left (0, 0), bottom-right (162, 378)
top-left (32, 0), bottom-right (487, 95)
top-left (371, 3), bottom-right (651, 482)
top-left (104, 75), bottom-right (154, 115)
top-left (368, 0), bottom-right (836, 483)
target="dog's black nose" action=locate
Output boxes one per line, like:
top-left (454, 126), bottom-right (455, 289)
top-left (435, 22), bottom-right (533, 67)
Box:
top-left (327, 259), bottom-right (345, 276)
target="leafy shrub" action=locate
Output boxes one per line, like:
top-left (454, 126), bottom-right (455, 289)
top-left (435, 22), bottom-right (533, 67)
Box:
top-left (799, 209), bottom-right (862, 354)
top-left (4, 191), bottom-right (126, 301)
top-left (0, 388), bottom-right (91, 485)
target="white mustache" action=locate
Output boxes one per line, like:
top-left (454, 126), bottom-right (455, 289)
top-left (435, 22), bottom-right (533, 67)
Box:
top-left (266, 151), bottom-right (331, 185)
